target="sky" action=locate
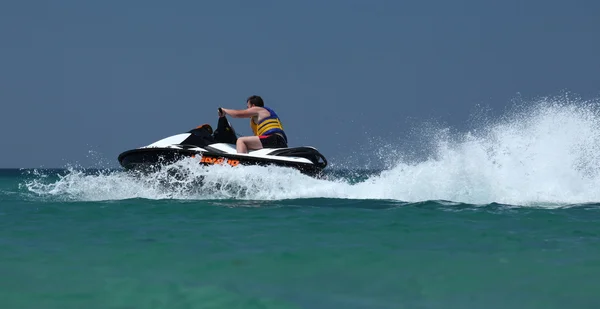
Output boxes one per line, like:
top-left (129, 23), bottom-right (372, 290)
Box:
top-left (1, 0), bottom-right (599, 168)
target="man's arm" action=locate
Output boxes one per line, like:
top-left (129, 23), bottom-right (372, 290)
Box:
top-left (221, 107), bottom-right (261, 118)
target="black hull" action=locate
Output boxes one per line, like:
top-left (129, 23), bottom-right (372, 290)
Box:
top-left (118, 147), bottom-right (327, 177)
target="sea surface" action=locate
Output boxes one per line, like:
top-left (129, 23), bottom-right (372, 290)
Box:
top-left (2, 100), bottom-right (600, 308)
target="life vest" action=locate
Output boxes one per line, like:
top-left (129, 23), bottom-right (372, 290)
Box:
top-left (250, 106), bottom-right (287, 142)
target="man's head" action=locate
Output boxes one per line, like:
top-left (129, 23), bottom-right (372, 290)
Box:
top-left (246, 95), bottom-right (264, 108)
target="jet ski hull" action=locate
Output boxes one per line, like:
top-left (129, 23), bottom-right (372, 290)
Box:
top-left (117, 146), bottom-right (328, 177)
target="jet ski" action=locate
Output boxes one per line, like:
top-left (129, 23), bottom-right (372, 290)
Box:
top-left (117, 113), bottom-right (328, 176)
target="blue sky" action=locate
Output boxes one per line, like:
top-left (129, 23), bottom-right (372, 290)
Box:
top-left (1, 0), bottom-right (599, 168)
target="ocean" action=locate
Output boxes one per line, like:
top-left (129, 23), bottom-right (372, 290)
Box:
top-left (2, 99), bottom-right (600, 308)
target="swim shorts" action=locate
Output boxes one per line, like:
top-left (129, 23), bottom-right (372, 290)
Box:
top-left (259, 134), bottom-right (288, 148)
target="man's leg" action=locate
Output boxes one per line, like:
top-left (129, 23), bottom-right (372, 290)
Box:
top-left (236, 136), bottom-right (263, 153)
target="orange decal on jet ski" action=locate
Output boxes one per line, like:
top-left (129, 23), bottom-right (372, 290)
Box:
top-left (200, 156), bottom-right (218, 164)
top-left (200, 156), bottom-right (239, 167)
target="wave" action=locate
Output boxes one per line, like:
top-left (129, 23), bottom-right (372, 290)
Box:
top-left (22, 93), bottom-right (600, 207)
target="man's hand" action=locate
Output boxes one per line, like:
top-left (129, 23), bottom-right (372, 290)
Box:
top-left (218, 107), bottom-right (225, 117)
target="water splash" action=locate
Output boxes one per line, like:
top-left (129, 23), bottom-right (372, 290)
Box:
top-left (359, 93), bottom-right (600, 205)
top-left (22, 159), bottom-right (346, 202)
top-left (23, 93), bottom-right (600, 206)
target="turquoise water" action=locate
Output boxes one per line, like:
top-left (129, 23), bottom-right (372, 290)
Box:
top-left (3, 100), bottom-right (600, 308)
top-left (1, 166), bottom-right (600, 309)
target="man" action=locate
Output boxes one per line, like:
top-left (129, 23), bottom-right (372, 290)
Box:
top-left (219, 95), bottom-right (288, 153)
